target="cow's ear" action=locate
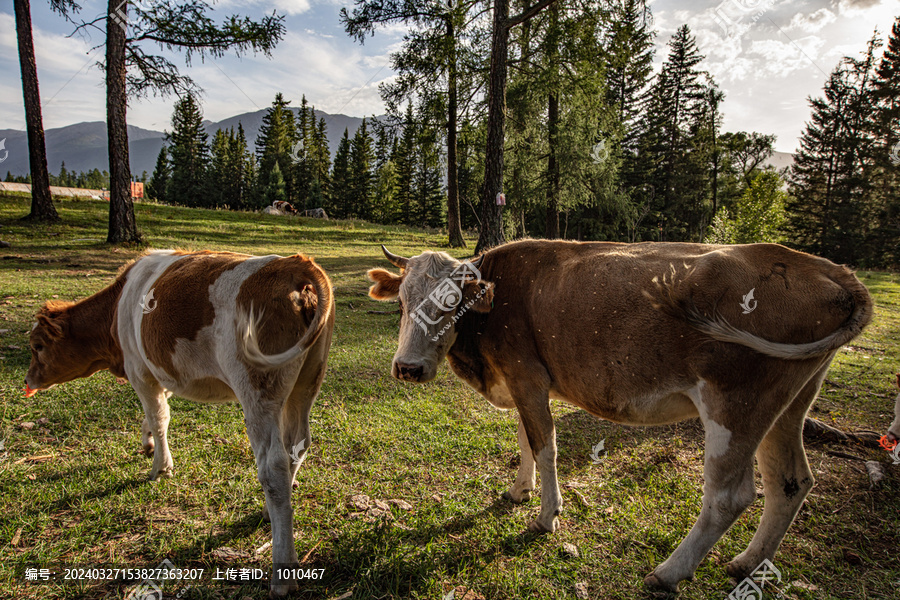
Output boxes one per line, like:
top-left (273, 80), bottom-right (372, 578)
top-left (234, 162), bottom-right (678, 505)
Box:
top-left (463, 280), bottom-right (494, 313)
top-left (367, 268), bottom-right (402, 301)
top-left (37, 314), bottom-right (63, 339)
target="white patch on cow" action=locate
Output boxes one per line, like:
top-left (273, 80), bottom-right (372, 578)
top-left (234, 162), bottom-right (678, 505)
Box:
top-left (31, 322), bottom-right (38, 331)
top-left (686, 380), bottom-right (732, 460)
top-left (485, 378), bottom-right (517, 410)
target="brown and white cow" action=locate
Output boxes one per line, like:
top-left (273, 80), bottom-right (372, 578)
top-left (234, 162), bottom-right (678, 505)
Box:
top-left (26, 249), bottom-right (335, 598)
top-left (367, 240), bottom-right (873, 592)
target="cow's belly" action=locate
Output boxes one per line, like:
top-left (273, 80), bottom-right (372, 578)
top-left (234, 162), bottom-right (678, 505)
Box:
top-left (553, 388), bottom-right (698, 426)
top-left (168, 376), bottom-right (237, 403)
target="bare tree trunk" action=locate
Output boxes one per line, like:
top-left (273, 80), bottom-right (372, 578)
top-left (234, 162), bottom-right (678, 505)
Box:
top-left (446, 16), bottom-right (465, 248)
top-left (475, 0), bottom-right (557, 254)
top-left (474, 0), bottom-right (511, 255)
top-left (106, 0), bottom-right (140, 243)
top-left (544, 3), bottom-right (560, 239)
top-left (15, 0), bottom-right (58, 223)
top-left (545, 92), bottom-right (559, 239)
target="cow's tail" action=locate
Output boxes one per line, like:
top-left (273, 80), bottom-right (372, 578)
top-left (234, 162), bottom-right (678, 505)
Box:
top-left (238, 257), bottom-right (334, 371)
top-left (657, 265), bottom-right (874, 360)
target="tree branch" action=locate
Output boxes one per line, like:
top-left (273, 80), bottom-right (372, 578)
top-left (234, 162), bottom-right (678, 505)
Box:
top-left (506, 0), bottom-right (558, 30)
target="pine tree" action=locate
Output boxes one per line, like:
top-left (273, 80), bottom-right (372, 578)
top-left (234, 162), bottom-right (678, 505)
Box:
top-left (870, 17), bottom-right (900, 266)
top-left (308, 116), bottom-right (332, 210)
top-left (349, 118), bottom-right (376, 220)
top-left (208, 127), bottom-right (251, 209)
top-left (393, 106), bottom-right (417, 226)
top-left (634, 24), bottom-right (714, 241)
top-left (330, 129), bottom-right (353, 219)
top-left (166, 94), bottom-right (209, 207)
top-left (413, 122), bottom-right (445, 228)
top-left (148, 146), bottom-right (170, 202)
top-left (264, 161), bottom-right (287, 206)
top-left (786, 38), bottom-right (880, 265)
top-left (256, 93), bottom-right (298, 203)
top-left (605, 0), bottom-right (655, 154)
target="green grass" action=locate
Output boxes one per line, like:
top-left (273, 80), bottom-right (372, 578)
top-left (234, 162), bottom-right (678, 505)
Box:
top-left (1, 195), bottom-right (898, 600)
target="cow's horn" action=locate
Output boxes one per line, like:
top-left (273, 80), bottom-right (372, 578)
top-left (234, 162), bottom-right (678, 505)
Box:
top-left (382, 245), bottom-right (409, 269)
top-left (469, 254), bottom-right (485, 270)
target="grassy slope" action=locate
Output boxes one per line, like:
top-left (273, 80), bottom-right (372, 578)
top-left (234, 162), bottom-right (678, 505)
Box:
top-left (0, 195), bottom-right (898, 600)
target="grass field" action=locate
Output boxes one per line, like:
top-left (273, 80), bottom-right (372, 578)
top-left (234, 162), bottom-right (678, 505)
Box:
top-left (1, 194), bottom-right (898, 600)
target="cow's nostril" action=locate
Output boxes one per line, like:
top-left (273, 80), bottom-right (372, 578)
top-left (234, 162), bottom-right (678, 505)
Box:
top-left (396, 362), bottom-right (424, 381)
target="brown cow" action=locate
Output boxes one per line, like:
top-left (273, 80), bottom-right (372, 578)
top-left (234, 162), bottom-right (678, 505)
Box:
top-left (367, 240), bottom-right (873, 592)
top-left (26, 249), bottom-right (335, 598)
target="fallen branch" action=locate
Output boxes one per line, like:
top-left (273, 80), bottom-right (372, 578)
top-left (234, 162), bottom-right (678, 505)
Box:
top-left (803, 418), bottom-right (883, 448)
top-left (825, 451), bottom-right (867, 462)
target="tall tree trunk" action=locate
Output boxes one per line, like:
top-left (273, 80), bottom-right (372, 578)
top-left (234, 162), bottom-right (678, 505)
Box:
top-left (106, 0), bottom-right (139, 243)
top-left (15, 0), bottom-right (58, 222)
top-left (475, 0), bottom-right (511, 255)
top-left (544, 3), bottom-right (560, 239)
top-left (545, 92), bottom-right (559, 239)
top-left (446, 16), bottom-right (465, 248)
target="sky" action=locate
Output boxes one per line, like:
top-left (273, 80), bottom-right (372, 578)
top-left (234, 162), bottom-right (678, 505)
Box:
top-left (1, 0), bottom-right (897, 153)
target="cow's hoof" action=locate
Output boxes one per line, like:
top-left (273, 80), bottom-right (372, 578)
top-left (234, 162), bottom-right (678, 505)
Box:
top-left (502, 489), bottom-right (532, 503)
top-left (644, 572), bottom-right (679, 593)
top-left (149, 467), bottom-right (173, 481)
top-left (725, 559), bottom-right (754, 580)
top-left (268, 580), bottom-right (299, 599)
top-left (527, 517), bottom-right (558, 533)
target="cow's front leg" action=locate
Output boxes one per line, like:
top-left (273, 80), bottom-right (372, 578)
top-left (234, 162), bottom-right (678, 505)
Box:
top-left (513, 387), bottom-right (561, 533)
top-left (503, 413), bottom-right (536, 503)
top-left (132, 379), bottom-right (173, 480)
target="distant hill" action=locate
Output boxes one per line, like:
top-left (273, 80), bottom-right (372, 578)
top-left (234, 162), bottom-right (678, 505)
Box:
top-left (0, 108), bottom-right (379, 178)
top-left (1, 118), bottom-right (794, 181)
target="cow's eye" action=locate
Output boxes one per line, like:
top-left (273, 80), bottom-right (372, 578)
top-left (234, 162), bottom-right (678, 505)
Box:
top-left (33, 344), bottom-right (44, 353)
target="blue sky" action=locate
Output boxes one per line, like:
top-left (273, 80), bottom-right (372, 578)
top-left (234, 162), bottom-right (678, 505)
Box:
top-left (1, 0), bottom-right (897, 152)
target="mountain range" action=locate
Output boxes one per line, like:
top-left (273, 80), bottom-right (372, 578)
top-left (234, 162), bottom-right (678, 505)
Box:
top-left (0, 108), bottom-right (374, 178)
top-left (0, 109), bottom-right (794, 179)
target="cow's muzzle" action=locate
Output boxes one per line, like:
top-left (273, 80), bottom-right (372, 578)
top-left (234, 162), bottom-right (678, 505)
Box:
top-left (394, 362), bottom-right (425, 382)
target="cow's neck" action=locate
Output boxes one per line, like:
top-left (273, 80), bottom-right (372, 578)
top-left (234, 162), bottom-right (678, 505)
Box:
top-left (67, 279), bottom-right (126, 378)
top-left (447, 309), bottom-right (489, 393)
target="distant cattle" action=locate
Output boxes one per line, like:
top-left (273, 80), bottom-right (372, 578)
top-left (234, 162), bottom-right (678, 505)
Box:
top-left (26, 250), bottom-right (335, 598)
top-left (262, 201), bottom-right (298, 216)
top-left (301, 208), bottom-right (329, 220)
top-left (368, 240), bottom-right (872, 592)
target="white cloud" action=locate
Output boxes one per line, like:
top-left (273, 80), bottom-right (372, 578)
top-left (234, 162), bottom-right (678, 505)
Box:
top-left (217, 0), bottom-right (313, 17)
top-left (787, 7), bottom-right (836, 33)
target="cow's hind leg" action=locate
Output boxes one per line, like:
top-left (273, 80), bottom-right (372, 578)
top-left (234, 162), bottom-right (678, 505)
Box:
top-left (141, 417), bottom-right (154, 456)
top-left (645, 383), bottom-right (760, 592)
top-left (261, 367), bottom-right (323, 522)
top-left (503, 414), bottom-right (536, 503)
top-left (726, 362), bottom-right (828, 579)
top-left (133, 379), bottom-right (173, 480)
top-left (240, 394), bottom-right (299, 598)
